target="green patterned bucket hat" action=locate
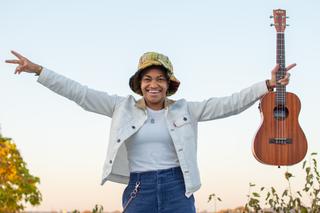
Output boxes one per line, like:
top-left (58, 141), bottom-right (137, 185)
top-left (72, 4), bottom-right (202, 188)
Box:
top-left (129, 52), bottom-right (180, 96)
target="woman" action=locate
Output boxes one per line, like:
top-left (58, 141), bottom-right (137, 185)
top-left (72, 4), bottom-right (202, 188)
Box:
top-left (5, 50), bottom-right (293, 213)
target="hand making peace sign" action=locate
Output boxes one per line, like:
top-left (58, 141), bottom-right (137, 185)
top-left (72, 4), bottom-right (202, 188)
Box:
top-left (5, 50), bottom-right (43, 75)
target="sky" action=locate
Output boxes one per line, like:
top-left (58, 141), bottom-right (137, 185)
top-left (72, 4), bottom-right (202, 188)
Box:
top-left (1, 0), bottom-right (320, 211)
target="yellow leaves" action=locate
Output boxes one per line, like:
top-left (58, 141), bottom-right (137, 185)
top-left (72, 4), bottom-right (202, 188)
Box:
top-left (0, 134), bottom-right (42, 211)
top-left (0, 168), bottom-right (6, 175)
top-left (7, 168), bottom-right (17, 182)
top-left (0, 138), bottom-right (20, 183)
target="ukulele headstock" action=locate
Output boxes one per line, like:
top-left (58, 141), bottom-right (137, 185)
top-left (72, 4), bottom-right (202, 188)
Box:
top-left (270, 9), bottom-right (288, 33)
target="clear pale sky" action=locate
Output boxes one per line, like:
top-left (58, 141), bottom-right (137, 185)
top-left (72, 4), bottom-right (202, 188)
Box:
top-left (1, 0), bottom-right (319, 211)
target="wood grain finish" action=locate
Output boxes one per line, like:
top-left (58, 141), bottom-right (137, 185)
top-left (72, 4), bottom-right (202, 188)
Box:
top-left (252, 92), bottom-right (307, 166)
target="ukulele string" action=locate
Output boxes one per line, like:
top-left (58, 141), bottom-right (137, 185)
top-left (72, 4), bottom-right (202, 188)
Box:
top-left (281, 24), bottom-right (282, 143)
top-left (281, 33), bottom-right (286, 143)
top-left (280, 32), bottom-right (285, 143)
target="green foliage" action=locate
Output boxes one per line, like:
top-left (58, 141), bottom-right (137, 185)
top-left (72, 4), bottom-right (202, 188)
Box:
top-left (92, 204), bottom-right (104, 213)
top-left (243, 152), bottom-right (320, 212)
top-left (71, 204), bottom-right (104, 213)
top-left (208, 193), bottom-right (222, 213)
top-left (0, 134), bottom-right (42, 213)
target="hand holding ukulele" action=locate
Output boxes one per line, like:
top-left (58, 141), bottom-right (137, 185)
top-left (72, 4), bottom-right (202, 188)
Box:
top-left (269, 63), bottom-right (296, 88)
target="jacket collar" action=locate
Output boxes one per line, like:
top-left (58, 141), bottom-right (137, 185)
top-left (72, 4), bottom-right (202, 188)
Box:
top-left (135, 98), bottom-right (175, 110)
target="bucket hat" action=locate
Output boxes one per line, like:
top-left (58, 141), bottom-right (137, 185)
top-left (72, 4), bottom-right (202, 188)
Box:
top-left (129, 52), bottom-right (180, 96)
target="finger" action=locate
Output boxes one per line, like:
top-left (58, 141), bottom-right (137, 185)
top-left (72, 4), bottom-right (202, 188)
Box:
top-left (281, 72), bottom-right (290, 79)
top-left (11, 50), bottom-right (24, 60)
top-left (278, 73), bottom-right (289, 82)
top-left (271, 64), bottom-right (280, 74)
top-left (279, 73), bottom-right (290, 84)
top-left (285, 63), bottom-right (296, 72)
top-left (279, 79), bottom-right (289, 85)
top-left (5, 59), bottom-right (21, 64)
top-left (279, 77), bottom-right (289, 82)
top-left (14, 65), bottom-right (23, 74)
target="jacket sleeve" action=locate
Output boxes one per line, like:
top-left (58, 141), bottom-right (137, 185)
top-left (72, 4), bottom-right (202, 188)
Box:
top-left (187, 81), bottom-right (269, 122)
top-left (37, 68), bottom-right (124, 117)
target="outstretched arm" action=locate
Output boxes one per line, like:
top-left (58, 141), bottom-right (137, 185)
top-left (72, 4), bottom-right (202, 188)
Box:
top-left (188, 64), bottom-right (295, 122)
top-left (5, 50), bottom-right (124, 117)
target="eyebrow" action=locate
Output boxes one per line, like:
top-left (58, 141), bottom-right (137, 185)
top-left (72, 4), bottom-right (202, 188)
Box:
top-left (143, 74), bottom-right (165, 78)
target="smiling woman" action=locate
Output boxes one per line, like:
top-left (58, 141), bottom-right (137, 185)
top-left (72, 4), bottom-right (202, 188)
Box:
top-left (5, 50), bottom-right (294, 213)
top-left (139, 67), bottom-right (169, 110)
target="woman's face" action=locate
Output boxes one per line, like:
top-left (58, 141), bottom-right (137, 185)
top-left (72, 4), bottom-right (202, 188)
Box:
top-left (140, 68), bottom-right (168, 110)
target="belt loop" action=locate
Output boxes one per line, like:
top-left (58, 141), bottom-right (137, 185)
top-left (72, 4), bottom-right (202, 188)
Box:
top-left (171, 167), bottom-right (175, 177)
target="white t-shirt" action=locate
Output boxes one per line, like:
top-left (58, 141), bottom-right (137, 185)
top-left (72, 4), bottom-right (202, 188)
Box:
top-left (125, 107), bottom-right (180, 172)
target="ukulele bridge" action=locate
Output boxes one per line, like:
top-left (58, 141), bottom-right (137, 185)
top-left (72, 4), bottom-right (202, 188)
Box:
top-left (269, 138), bottom-right (292, 144)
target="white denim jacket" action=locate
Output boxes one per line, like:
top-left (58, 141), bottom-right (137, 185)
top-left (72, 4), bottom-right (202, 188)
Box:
top-left (37, 68), bottom-right (268, 197)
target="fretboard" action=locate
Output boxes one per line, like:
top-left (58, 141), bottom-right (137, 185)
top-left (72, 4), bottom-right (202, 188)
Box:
top-left (276, 32), bottom-right (286, 105)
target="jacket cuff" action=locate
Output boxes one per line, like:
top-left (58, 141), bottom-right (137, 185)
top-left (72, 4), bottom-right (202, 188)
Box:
top-left (36, 67), bottom-right (51, 85)
top-left (257, 80), bottom-right (269, 97)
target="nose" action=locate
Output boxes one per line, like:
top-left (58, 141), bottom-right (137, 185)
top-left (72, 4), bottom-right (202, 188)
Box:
top-left (149, 80), bottom-right (159, 88)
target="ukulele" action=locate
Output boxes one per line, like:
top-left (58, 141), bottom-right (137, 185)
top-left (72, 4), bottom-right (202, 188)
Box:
top-left (252, 9), bottom-right (308, 166)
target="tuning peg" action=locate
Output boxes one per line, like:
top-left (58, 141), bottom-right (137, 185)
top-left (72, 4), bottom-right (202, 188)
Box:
top-left (270, 24), bottom-right (275, 27)
top-left (270, 15), bottom-right (274, 19)
top-left (286, 16), bottom-right (290, 19)
top-left (286, 24), bottom-right (290, 26)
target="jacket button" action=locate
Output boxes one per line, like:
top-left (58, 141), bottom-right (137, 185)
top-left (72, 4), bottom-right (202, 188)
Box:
top-left (117, 139), bottom-right (121, 143)
top-left (109, 160), bottom-right (112, 164)
top-left (183, 117), bottom-right (187, 121)
top-left (132, 126), bottom-right (136, 129)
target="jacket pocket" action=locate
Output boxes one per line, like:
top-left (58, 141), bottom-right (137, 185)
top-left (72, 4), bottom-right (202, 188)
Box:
top-left (173, 115), bottom-right (190, 127)
top-left (115, 118), bottom-right (137, 143)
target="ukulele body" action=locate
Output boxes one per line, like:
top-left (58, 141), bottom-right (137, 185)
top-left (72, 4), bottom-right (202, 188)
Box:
top-left (252, 92), bottom-right (307, 166)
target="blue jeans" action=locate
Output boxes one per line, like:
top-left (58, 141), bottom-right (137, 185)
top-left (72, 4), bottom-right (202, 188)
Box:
top-left (122, 166), bottom-right (196, 213)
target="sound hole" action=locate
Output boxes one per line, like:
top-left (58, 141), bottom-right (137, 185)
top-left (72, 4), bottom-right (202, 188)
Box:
top-left (273, 105), bottom-right (288, 120)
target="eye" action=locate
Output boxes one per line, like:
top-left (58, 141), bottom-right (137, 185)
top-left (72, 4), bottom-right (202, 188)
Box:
top-left (142, 78), bottom-right (151, 83)
top-left (157, 77), bottom-right (167, 82)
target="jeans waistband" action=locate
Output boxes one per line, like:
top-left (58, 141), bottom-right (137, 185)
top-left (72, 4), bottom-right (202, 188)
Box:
top-left (129, 166), bottom-right (184, 185)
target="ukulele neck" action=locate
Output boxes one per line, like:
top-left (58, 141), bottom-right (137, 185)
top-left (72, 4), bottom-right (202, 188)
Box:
top-left (276, 32), bottom-right (286, 106)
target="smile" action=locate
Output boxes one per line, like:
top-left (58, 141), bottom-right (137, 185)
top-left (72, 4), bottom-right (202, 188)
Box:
top-left (146, 89), bottom-right (161, 94)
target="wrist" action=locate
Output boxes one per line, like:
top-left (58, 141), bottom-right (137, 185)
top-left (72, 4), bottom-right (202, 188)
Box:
top-left (34, 65), bottom-right (43, 76)
top-left (266, 79), bottom-right (275, 92)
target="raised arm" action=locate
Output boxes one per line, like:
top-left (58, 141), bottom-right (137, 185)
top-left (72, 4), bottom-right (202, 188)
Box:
top-left (188, 81), bottom-right (268, 121)
top-left (5, 50), bottom-right (124, 117)
top-left (188, 64), bottom-right (295, 121)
